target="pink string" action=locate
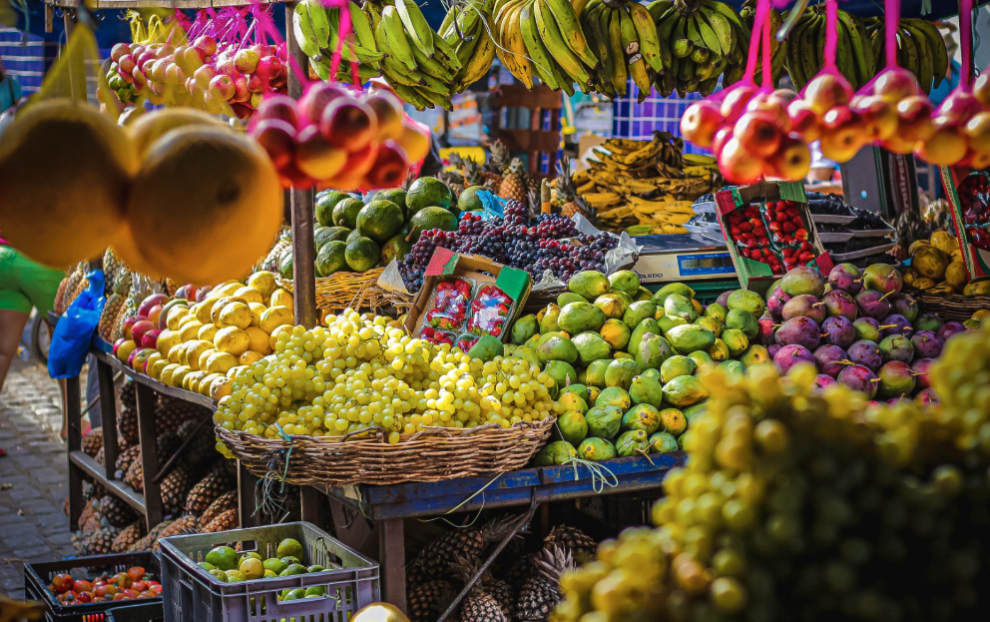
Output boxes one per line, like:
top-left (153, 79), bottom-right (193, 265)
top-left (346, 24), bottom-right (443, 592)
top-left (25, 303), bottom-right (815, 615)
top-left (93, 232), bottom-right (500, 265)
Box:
top-left (761, 1), bottom-right (771, 87)
top-left (743, 0), bottom-right (769, 83)
top-left (250, 0), bottom-right (311, 95)
top-left (961, 0), bottom-right (973, 88)
top-left (885, 0), bottom-right (900, 67)
top-left (824, 0), bottom-right (838, 71)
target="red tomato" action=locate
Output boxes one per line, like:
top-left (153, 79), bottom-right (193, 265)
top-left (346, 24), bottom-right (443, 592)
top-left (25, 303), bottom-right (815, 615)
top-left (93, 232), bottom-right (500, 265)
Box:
top-left (95, 584), bottom-right (118, 597)
top-left (124, 589), bottom-right (140, 598)
top-left (150, 585), bottom-right (162, 595)
top-left (74, 580), bottom-right (93, 592)
top-left (131, 581), bottom-right (147, 592)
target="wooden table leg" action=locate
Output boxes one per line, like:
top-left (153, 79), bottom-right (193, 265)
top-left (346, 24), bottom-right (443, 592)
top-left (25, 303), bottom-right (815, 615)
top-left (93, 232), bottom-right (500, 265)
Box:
top-left (96, 360), bottom-right (119, 482)
top-left (379, 518), bottom-right (406, 613)
top-left (237, 461), bottom-right (259, 528)
top-left (135, 383), bottom-right (163, 529)
top-left (66, 375), bottom-right (83, 530)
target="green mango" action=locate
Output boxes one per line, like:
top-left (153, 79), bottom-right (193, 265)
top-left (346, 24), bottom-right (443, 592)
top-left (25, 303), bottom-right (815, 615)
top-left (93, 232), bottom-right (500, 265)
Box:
top-left (664, 293), bottom-right (698, 322)
top-left (513, 346), bottom-right (543, 370)
top-left (720, 328), bottom-right (750, 357)
top-left (660, 355), bottom-right (697, 384)
top-left (569, 271), bottom-right (610, 300)
top-left (662, 375), bottom-right (708, 408)
top-left (628, 374), bottom-right (664, 408)
top-left (727, 290), bottom-right (766, 317)
top-left (616, 429), bottom-right (651, 457)
top-left (503, 344), bottom-right (517, 356)
top-left (652, 283), bottom-right (696, 306)
top-left (545, 360), bottom-right (578, 388)
top-left (666, 324), bottom-right (716, 353)
top-left (595, 293), bottom-right (628, 319)
top-left (725, 308), bottom-right (759, 340)
top-left (621, 404), bottom-right (661, 434)
top-left (739, 345), bottom-right (770, 366)
top-left (635, 287), bottom-right (655, 302)
top-left (557, 412), bottom-right (588, 446)
top-left (588, 386), bottom-right (601, 403)
top-left (572, 331), bottom-right (613, 366)
top-left (600, 319), bottom-right (631, 350)
top-left (687, 350), bottom-right (713, 368)
top-left (605, 358), bottom-right (642, 389)
top-left (585, 405), bottom-right (623, 440)
top-left (659, 407), bottom-right (687, 436)
top-left (719, 360), bottom-right (746, 376)
top-left (559, 383), bottom-right (589, 403)
top-left (657, 315), bottom-right (688, 334)
top-left (537, 335), bottom-right (578, 364)
top-left (623, 301), bottom-right (657, 330)
top-left (526, 334), bottom-right (541, 348)
top-left (557, 292), bottom-right (588, 307)
top-left (577, 437), bottom-right (617, 461)
top-left (468, 336), bottom-right (503, 362)
top-left (558, 392), bottom-right (588, 414)
top-left (628, 318), bottom-right (661, 354)
top-left (511, 315), bottom-right (539, 345)
top-left (696, 316), bottom-right (722, 337)
top-left (707, 338), bottom-right (730, 361)
top-left (635, 333), bottom-right (673, 369)
top-left (585, 359), bottom-right (610, 388)
top-left (641, 368), bottom-right (662, 382)
top-left (535, 440), bottom-right (577, 466)
top-left (614, 351), bottom-right (633, 360)
top-left (596, 386), bottom-right (632, 411)
top-left (539, 304), bottom-right (561, 333)
top-left (559, 302), bottom-right (607, 334)
top-left (649, 431), bottom-right (680, 454)
top-left (704, 302), bottom-right (727, 323)
top-left (608, 270), bottom-right (641, 296)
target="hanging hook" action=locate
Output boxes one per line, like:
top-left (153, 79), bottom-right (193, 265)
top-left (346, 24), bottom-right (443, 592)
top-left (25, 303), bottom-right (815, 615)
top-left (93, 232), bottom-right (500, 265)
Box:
top-left (95, 10), bottom-right (106, 21)
top-left (117, 11), bottom-right (128, 21)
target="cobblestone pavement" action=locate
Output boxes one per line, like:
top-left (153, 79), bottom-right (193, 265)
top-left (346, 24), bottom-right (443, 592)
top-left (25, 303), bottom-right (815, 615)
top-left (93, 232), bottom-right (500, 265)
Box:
top-left (0, 358), bottom-right (74, 599)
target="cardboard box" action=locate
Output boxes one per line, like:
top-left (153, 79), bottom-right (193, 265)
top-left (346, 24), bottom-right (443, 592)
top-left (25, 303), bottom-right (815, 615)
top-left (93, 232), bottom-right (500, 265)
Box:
top-left (714, 181), bottom-right (833, 294)
top-left (405, 247), bottom-right (532, 343)
top-left (941, 166), bottom-right (990, 280)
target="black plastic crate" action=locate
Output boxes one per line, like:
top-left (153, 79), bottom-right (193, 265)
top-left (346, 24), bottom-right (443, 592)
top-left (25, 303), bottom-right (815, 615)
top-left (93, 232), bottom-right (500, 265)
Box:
top-left (106, 603), bottom-right (164, 622)
top-left (24, 551), bottom-right (162, 622)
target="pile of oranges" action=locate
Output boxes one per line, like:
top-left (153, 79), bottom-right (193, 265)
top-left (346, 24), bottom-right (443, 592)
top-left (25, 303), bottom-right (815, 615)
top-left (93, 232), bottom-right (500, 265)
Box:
top-left (49, 566), bottom-right (161, 605)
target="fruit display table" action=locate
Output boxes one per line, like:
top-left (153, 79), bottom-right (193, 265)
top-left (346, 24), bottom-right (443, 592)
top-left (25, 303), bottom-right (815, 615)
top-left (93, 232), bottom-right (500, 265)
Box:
top-left (317, 453), bottom-right (686, 611)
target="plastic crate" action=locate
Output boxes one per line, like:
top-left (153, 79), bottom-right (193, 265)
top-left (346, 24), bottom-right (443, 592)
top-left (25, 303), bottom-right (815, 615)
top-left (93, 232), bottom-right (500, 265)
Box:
top-left (159, 522), bottom-right (379, 622)
top-left (106, 602), bottom-right (164, 622)
top-left (24, 551), bottom-right (163, 622)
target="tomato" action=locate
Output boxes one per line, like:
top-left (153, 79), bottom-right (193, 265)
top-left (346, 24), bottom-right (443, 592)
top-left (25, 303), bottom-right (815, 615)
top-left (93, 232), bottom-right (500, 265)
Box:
top-left (51, 574), bottom-right (75, 593)
top-left (150, 584), bottom-right (162, 595)
top-left (114, 573), bottom-right (133, 589)
top-left (127, 566), bottom-right (146, 581)
top-left (124, 589), bottom-right (140, 598)
top-left (73, 580), bottom-right (93, 592)
top-left (131, 581), bottom-right (147, 592)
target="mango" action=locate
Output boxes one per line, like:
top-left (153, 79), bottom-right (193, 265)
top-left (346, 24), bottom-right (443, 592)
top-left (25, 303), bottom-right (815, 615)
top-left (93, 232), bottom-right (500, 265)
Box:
top-left (683, 401), bottom-right (708, 423)
top-left (544, 360), bottom-right (578, 388)
top-left (634, 332), bottom-right (673, 369)
top-left (585, 359), bottom-right (610, 388)
top-left (649, 431), bottom-right (680, 454)
top-left (608, 270), bottom-right (641, 295)
top-left (573, 332), bottom-right (612, 366)
top-left (559, 383), bottom-right (589, 402)
top-left (557, 292), bottom-right (587, 307)
top-left (660, 355), bottom-right (697, 383)
top-left (718, 359), bottom-right (746, 376)
top-left (739, 345), bottom-right (770, 366)
top-left (688, 350), bottom-right (713, 368)
top-left (652, 283), bottom-right (696, 306)
top-left (585, 405), bottom-right (623, 440)
top-left (704, 302), bottom-right (727, 322)
top-left (696, 316), bottom-right (722, 337)
top-left (629, 374), bottom-right (664, 408)
top-left (600, 319), bottom-right (631, 350)
top-left (559, 302), bottom-right (607, 334)
top-left (621, 404), bottom-right (661, 434)
top-left (721, 328), bottom-right (750, 357)
top-left (535, 440), bottom-right (577, 466)
top-left (557, 411), bottom-right (588, 446)
top-left (727, 289), bottom-right (766, 317)
top-left (568, 270), bottom-right (610, 300)
top-left (641, 368), bottom-right (662, 382)
top-left (659, 407), bottom-right (687, 436)
top-left (666, 324), bottom-right (716, 353)
top-left (707, 338), bottom-right (730, 361)
top-left (596, 386), bottom-right (632, 411)
top-left (662, 375), bottom-right (708, 408)
top-left (557, 391), bottom-right (588, 414)
top-left (538, 304), bottom-right (561, 333)
top-left (511, 315), bottom-right (539, 345)
top-left (537, 335), bottom-right (578, 364)
top-left (577, 437), bottom-right (617, 461)
top-left (664, 293), bottom-right (697, 322)
top-left (594, 293), bottom-right (628, 319)
top-left (468, 336), bottom-right (503, 361)
top-left (604, 358), bottom-right (642, 389)
top-left (513, 346), bottom-right (543, 370)
top-left (657, 315), bottom-right (688, 334)
top-left (616, 429), bottom-right (650, 457)
top-left (623, 300), bottom-right (657, 330)
top-left (628, 318), bottom-right (661, 354)
top-left (635, 286), bottom-right (654, 302)
top-left (726, 308), bottom-right (758, 339)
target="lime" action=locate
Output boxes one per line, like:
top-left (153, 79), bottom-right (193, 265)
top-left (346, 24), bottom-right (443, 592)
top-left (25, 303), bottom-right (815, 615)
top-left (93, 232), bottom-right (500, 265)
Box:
top-left (198, 562), bottom-right (216, 571)
top-left (458, 185), bottom-right (486, 212)
top-left (332, 198), bottom-right (364, 229)
top-left (287, 588), bottom-right (307, 600)
top-left (280, 556), bottom-right (301, 566)
top-left (263, 569), bottom-right (277, 578)
top-left (243, 552), bottom-right (262, 561)
top-left (205, 546), bottom-right (239, 571)
top-left (307, 564), bottom-right (325, 573)
top-left (305, 586), bottom-right (326, 597)
top-left (263, 558), bottom-right (288, 575)
top-left (209, 569), bottom-right (228, 582)
top-left (406, 177), bottom-right (453, 215)
top-left (356, 200), bottom-right (404, 243)
top-left (315, 191), bottom-right (349, 227)
top-left (279, 563), bottom-right (308, 576)
top-left (224, 570), bottom-right (246, 582)
top-left (315, 240), bottom-right (347, 277)
top-left (344, 236), bottom-right (380, 272)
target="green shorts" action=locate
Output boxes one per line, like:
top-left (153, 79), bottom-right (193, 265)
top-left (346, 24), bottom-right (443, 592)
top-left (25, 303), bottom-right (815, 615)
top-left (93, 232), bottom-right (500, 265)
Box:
top-left (0, 245), bottom-right (66, 315)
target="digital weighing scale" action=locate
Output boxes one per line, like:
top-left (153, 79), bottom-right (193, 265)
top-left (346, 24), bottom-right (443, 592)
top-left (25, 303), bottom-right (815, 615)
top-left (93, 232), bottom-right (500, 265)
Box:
top-left (631, 233), bottom-right (740, 302)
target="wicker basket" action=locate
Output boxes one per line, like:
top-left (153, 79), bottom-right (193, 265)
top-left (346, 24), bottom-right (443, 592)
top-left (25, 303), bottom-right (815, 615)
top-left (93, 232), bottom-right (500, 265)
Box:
top-left (278, 268), bottom-right (416, 317)
top-left (216, 418), bottom-right (555, 487)
top-left (915, 291), bottom-right (990, 322)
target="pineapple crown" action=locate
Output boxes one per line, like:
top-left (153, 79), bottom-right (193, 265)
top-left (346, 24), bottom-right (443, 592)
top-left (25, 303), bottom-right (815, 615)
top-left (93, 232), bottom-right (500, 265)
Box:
top-left (488, 140), bottom-right (511, 174)
top-left (532, 544), bottom-right (575, 585)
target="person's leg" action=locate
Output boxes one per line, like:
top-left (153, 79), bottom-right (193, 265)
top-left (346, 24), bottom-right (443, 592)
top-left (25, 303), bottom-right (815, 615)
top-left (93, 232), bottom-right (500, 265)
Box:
top-left (0, 309), bottom-right (30, 390)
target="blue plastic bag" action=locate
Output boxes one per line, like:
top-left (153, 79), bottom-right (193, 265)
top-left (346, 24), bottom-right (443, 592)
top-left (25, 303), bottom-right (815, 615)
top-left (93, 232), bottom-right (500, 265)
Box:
top-left (49, 270), bottom-right (105, 379)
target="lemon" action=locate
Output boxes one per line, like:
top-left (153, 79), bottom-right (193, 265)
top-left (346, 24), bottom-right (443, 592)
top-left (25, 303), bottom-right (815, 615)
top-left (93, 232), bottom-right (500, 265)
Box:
top-left (198, 323), bottom-right (220, 342)
top-left (263, 569), bottom-right (277, 578)
top-left (277, 538), bottom-right (304, 560)
top-left (206, 546), bottom-right (239, 571)
top-left (248, 303), bottom-right (267, 327)
top-left (216, 326), bottom-right (251, 356)
top-left (239, 350), bottom-right (264, 366)
top-left (179, 321), bottom-right (204, 342)
top-left (235, 286), bottom-right (264, 305)
top-left (166, 307), bottom-right (190, 331)
top-left (245, 327), bottom-right (272, 355)
top-left (210, 376), bottom-right (232, 401)
top-left (260, 306), bottom-right (293, 334)
top-left (194, 300), bottom-right (217, 324)
top-left (209, 569), bottom-right (228, 582)
top-left (128, 107), bottom-right (226, 156)
top-left (206, 351), bottom-right (238, 374)
top-left (225, 570), bottom-right (247, 582)
top-left (263, 558), bottom-right (288, 575)
top-left (239, 557), bottom-right (264, 580)
top-left (270, 289), bottom-right (294, 309)
top-left (198, 348), bottom-right (217, 372)
top-left (248, 271), bottom-right (278, 299)
top-left (219, 302), bottom-right (253, 330)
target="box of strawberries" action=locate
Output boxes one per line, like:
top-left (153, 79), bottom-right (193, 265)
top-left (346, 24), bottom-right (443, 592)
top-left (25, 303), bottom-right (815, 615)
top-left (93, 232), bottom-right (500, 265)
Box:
top-left (715, 181), bottom-right (832, 292)
top-left (942, 166), bottom-right (990, 283)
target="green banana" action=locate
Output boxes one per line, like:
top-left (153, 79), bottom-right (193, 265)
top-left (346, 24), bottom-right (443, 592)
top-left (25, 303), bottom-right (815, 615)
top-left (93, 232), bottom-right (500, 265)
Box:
top-left (293, 2), bottom-right (320, 59)
top-left (304, 0), bottom-right (330, 49)
top-left (380, 6), bottom-right (418, 71)
top-left (685, 14), bottom-right (706, 52)
top-left (620, 8), bottom-right (651, 98)
top-left (606, 9), bottom-right (627, 97)
top-left (909, 18), bottom-right (948, 88)
top-left (583, 3), bottom-right (614, 97)
top-left (457, 23), bottom-right (496, 90)
top-left (544, 0), bottom-right (599, 69)
top-left (414, 85), bottom-right (452, 110)
top-left (699, 6), bottom-right (734, 58)
top-left (349, 1), bottom-right (379, 52)
top-left (901, 20), bottom-right (935, 93)
top-left (536, 0), bottom-right (590, 85)
top-left (328, 9), bottom-right (384, 64)
top-left (431, 29), bottom-right (464, 71)
top-left (647, 0), bottom-right (673, 23)
top-left (520, 1), bottom-right (560, 89)
top-left (310, 56), bottom-right (330, 80)
top-left (897, 21), bottom-right (921, 86)
top-left (628, 2), bottom-right (663, 73)
top-left (410, 41), bottom-right (455, 81)
top-left (395, 0), bottom-right (436, 56)
top-left (836, 10), bottom-right (869, 89)
top-left (391, 83), bottom-right (431, 110)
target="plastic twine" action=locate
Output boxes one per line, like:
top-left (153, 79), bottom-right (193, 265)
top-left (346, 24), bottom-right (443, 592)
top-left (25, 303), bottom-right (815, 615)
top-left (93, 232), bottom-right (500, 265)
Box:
top-left (761, 0), bottom-right (772, 88)
top-left (961, 0), bottom-right (974, 89)
top-left (562, 457), bottom-right (619, 494)
top-left (742, 0), bottom-right (769, 84)
top-left (885, 0), bottom-right (900, 67)
top-left (824, 0), bottom-right (839, 71)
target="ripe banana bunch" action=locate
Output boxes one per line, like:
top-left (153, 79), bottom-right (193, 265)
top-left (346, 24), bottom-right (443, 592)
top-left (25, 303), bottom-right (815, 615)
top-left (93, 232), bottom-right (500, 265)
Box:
top-left (866, 17), bottom-right (948, 96)
top-left (783, 5), bottom-right (874, 91)
top-left (650, 0), bottom-right (746, 98)
top-left (439, 0), bottom-right (497, 94)
top-left (294, 0), bottom-right (384, 84)
top-left (491, 0), bottom-right (599, 95)
top-left (577, 0), bottom-right (667, 101)
top-left (363, 0), bottom-right (461, 110)
top-left (731, 4), bottom-right (787, 87)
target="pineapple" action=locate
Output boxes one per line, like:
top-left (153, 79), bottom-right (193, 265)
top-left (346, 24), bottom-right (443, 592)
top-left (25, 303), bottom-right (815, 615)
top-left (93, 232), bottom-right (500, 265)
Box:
top-left (407, 579), bottom-right (454, 622)
top-left (112, 520), bottom-right (146, 553)
top-left (177, 418), bottom-right (218, 468)
top-left (412, 517), bottom-right (516, 580)
top-left (77, 502), bottom-right (97, 533)
top-left (82, 427), bottom-right (103, 458)
top-left (100, 271), bottom-right (131, 341)
top-left (515, 545), bottom-right (574, 621)
top-left (452, 557), bottom-right (509, 622)
top-left (152, 514), bottom-right (202, 548)
top-left (203, 508), bottom-right (239, 533)
top-left (556, 157), bottom-right (583, 218)
top-left (81, 526), bottom-right (120, 556)
top-left (53, 277), bottom-right (70, 316)
top-left (498, 158), bottom-right (529, 204)
top-left (185, 465), bottom-right (236, 515)
top-left (120, 381), bottom-right (136, 411)
top-left (128, 519), bottom-right (173, 553)
top-left (544, 525), bottom-right (597, 563)
top-left (115, 445), bottom-right (142, 477)
top-left (102, 247), bottom-right (121, 288)
top-left (161, 466), bottom-right (196, 516)
top-left (99, 494), bottom-right (138, 528)
top-left (486, 141), bottom-right (511, 187)
top-left (201, 490), bottom-right (238, 526)
top-left (125, 459), bottom-right (144, 492)
top-left (156, 396), bottom-right (207, 436)
top-left (118, 407), bottom-right (139, 445)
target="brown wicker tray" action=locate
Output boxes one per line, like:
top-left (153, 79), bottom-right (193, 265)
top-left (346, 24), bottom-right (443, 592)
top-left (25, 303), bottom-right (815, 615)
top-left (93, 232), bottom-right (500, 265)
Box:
top-left (216, 417), bottom-right (556, 487)
top-left (915, 291), bottom-right (990, 322)
top-left (278, 269), bottom-right (415, 317)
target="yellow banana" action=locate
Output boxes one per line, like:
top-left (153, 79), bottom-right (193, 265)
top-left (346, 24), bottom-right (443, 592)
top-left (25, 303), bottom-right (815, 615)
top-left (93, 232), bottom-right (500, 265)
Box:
top-left (520, 0), bottom-right (560, 89)
top-left (627, 2), bottom-right (663, 73)
top-left (504, 0), bottom-right (534, 88)
top-left (535, 0), bottom-right (591, 85)
top-left (544, 0), bottom-right (599, 69)
top-left (605, 9), bottom-right (627, 97)
top-left (380, 6), bottom-right (418, 71)
top-left (431, 29), bottom-right (464, 71)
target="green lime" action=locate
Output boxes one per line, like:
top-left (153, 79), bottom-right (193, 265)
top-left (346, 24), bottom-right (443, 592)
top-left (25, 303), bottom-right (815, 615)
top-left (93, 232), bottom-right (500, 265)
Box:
top-left (263, 558), bottom-right (288, 575)
top-left (205, 546), bottom-right (239, 571)
top-left (279, 563), bottom-right (308, 576)
top-left (305, 586), bottom-right (326, 597)
top-left (307, 564), bottom-right (325, 573)
top-left (209, 569), bottom-right (228, 582)
top-left (198, 562), bottom-right (216, 571)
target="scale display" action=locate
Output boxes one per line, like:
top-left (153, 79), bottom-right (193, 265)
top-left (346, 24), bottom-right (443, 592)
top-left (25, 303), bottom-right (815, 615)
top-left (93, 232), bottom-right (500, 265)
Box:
top-left (678, 253), bottom-right (736, 275)
top-left (635, 250), bottom-right (737, 282)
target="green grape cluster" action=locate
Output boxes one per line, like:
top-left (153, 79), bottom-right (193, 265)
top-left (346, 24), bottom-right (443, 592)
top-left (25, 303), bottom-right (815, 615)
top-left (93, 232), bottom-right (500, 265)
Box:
top-left (555, 362), bottom-right (990, 622)
top-left (929, 321), bottom-right (990, 456)
top-left (214, 309), bottom-right (558, 446)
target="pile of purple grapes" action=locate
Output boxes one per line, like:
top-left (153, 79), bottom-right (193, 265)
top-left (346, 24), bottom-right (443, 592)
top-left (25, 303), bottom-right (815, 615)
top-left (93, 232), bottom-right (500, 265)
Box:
top-left (398, 201), bottom-right (619, 291)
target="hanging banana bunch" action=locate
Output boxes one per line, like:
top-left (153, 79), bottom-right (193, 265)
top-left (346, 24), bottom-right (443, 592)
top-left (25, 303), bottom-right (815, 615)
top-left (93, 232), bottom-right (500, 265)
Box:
top-left (294, 0), bottom-right (385, 84)
top-left (732, 1), bottom-right (786, 87)
top-left (576, 0), bottom-right (667, 101)
top-left (650, 0), bottom-right (747, 97)
top-left (490, 0), bottom-right (600, 95)
top-left (439, 0), bottom-right (497, 94)
top-left (363, 0), bottom-right (461, 110)
top-left (865, 17), bottom-right (948, 95)
top-left (783, 4), bottom-right (876, 91)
